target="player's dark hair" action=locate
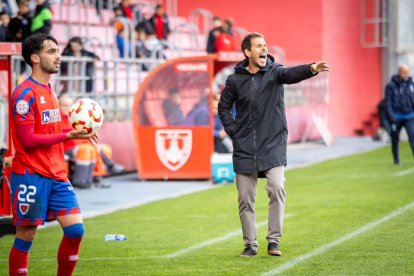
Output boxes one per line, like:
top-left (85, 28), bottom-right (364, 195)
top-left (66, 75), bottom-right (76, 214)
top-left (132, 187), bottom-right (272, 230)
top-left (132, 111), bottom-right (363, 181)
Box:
top-left (22, 34), bottom-right (58, 67)
top-left (241, 32), bottom-right (264, 58)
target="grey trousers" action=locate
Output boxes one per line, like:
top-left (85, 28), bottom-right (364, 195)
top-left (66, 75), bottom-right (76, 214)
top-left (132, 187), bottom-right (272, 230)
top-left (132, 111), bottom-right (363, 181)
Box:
top-left (236, 165), bottom-right (286, 248)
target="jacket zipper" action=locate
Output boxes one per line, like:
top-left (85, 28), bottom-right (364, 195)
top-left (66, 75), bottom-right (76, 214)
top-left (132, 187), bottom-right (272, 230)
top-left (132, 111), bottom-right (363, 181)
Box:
top-left (252, 75), bottom-right (257, 161)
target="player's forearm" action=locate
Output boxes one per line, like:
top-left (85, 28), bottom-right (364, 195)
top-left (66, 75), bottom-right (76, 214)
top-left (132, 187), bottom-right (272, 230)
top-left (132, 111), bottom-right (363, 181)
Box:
top-left (15, 123), bottom-right (67, 150)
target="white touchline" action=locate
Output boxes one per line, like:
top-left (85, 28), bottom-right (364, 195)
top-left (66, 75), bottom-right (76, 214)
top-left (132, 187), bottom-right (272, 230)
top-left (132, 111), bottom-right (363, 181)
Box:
top-left (395, 168), bottom-right (414, 176)
top-left (163, 214), bottom-right (295, 258)
top-left (19, 214), bottom-right (295, 263)
top-left (262, 200), bottom-right (414, 276)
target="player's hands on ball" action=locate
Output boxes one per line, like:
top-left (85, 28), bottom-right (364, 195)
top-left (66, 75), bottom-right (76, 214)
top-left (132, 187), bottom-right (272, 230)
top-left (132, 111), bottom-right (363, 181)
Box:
top-left (310, 61), bottom-right (330, 73)
top-left (66, 129), bottom-right (100, 144)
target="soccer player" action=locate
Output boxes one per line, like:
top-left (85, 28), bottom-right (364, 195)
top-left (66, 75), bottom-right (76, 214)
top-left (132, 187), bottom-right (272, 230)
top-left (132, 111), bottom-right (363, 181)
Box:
top-left (9, 34), bottom-right (98, 276)
top-left (218, 32), bottom-right (329, 257)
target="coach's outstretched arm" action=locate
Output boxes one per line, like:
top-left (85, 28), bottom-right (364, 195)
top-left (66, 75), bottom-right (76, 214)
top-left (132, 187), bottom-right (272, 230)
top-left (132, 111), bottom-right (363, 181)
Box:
top-left (276, 61), bottom-right (330, 85)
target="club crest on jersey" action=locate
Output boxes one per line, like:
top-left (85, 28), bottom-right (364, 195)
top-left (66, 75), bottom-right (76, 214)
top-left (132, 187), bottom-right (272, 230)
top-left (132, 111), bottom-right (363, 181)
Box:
top-left (19, 203), bottom-right (30, 215)
top-left (156, 129), bottom-right (192, 171)
top-left (16, 100), bottom-right (29, 115)
top-left (42, 109), bottom-right (61, 124)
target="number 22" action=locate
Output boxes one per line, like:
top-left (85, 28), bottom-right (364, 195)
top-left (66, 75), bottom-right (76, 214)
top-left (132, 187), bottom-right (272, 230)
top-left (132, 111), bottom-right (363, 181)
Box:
top-left (18, 184), bottom-right (37, 203)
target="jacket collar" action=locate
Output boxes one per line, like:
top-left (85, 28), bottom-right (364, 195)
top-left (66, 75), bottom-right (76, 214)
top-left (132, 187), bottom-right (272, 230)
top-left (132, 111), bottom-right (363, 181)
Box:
top-left (234, 54), bottom-right (275, 75)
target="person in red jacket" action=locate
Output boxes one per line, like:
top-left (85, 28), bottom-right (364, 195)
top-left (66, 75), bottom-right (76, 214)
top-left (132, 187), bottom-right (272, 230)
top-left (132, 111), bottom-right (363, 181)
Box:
top-left (215, 26), bottom-right (236, 52)
top-left (148, 4), bottom-right (170, 40)
top-left (9, 34), bottom-right (97, 276)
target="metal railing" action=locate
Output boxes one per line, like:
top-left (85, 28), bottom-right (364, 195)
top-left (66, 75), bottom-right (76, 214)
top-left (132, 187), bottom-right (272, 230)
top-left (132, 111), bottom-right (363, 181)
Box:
top-left (189, 8), bottom-right (213, 35)
top-left (172, 22), bottom-right (201, 50)
top-left (361, 0), bottom-right (389, 48)
top-left (9, 56), bottom-right (164, 121)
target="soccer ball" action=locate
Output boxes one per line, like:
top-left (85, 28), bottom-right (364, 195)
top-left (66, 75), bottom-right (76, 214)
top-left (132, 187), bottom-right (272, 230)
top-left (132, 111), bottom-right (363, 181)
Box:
top-left (68, 98), bottom-right (104, 134)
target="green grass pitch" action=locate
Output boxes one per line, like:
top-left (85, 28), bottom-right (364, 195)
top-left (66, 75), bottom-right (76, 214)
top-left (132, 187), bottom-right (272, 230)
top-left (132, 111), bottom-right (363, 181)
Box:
top-left (1, 143), bottom-right (413, 275)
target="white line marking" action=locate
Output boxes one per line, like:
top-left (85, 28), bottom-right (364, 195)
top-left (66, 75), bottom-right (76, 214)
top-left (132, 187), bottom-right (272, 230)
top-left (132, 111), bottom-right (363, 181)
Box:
top-left (163, 214), bottom-right (295, 258)
top-left (6, 215), bottom-right (294, 263)
top-left (262, 201), bottom-right (414, 276)
top-left (162, 221), bottom-right (267, 258)
top-left (395, 168), bottom-right (414, 176)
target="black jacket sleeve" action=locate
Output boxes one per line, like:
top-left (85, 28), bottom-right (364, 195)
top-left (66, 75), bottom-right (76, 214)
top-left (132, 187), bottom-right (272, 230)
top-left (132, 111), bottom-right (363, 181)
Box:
top-left (276, 63), bottom-right (316, 84)
top-left (218, 77), bottom-right (237, 137)
top-left (384, 83), bottom-right (395, 121)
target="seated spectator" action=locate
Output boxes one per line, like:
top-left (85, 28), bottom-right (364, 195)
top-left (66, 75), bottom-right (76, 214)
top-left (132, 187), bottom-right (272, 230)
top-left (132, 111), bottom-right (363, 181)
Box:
top-left (213, 93), bottom-right (232, 153)
top-left (223, 18), bottom-right (234, 35)
top-left (148, 4), bottom-right (170, 40)
top-left (162, 88), bottom-right (184, 126)
top-left (135, 22), bottom-right (166, 70)
top-left (60, 36), bottom-right (100, 94)
top-left (184, 87), bottom-right (210, 126)
top-left (0, 0), bottom-right (11, 16)
top-left (215, 26), bottom-right (236, 52)
top-left (206, 16), bottom-right (222, 53)
top-left (31, 0), bottom-right (52, 35)
top-left (6, 0), bottom-right (32, 42)
top-left (0, 11), bottom-right (10, 41)
top-left (59, 95), bottom-right (125, 188)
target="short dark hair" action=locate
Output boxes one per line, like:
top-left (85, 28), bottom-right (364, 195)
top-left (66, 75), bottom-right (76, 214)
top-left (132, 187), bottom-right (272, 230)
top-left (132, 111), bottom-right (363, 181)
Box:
top-left (241, 32), bottom-right (264, 58)
top-left (22, 34), bottom-right (58, 67)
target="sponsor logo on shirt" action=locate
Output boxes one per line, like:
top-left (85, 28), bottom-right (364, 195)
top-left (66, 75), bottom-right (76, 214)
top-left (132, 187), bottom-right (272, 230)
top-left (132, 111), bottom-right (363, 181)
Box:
top-left (16, 100), bottom-right (29, 115)
top-left (41, 109), bottom-right (61, 124)
top-left (40, 96), bottom-right (46, 104)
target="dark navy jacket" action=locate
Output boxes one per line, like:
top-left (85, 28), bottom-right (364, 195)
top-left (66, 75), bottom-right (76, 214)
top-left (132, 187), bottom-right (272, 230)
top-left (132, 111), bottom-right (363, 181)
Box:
top-left (218, 55), bottom-right (315, 175)
top-left (385, 75), bottom-right (414, 121)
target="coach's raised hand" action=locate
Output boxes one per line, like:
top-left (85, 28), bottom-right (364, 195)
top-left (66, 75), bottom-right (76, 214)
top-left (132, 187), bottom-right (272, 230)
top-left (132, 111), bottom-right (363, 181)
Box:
top-left (310, 61), bottom-right (330, 73)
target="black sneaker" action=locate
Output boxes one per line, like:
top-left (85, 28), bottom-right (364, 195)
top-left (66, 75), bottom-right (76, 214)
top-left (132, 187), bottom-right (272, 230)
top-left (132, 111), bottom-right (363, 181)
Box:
top-left (240, 246), bottom-right (257, 257)
top-left (267, 243), bottom-right (282, 256)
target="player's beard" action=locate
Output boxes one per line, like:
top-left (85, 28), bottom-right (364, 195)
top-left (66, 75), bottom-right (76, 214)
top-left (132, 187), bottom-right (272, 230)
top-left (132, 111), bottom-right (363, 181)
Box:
top-left (40, 59), bottom-right (59, 74)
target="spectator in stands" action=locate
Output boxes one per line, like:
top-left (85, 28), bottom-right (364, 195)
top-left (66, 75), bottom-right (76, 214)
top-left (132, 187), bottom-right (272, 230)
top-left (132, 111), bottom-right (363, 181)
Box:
top-left (162, 87), bottom-right (184, 126)
top-left (206, 16), bottom-right (222, 53)
top-left (0, 0), bottom-right (11, 16)
top-left (135, 21), bottom-right (165, 70)
top-left (0, 11), bottom-right (10, 41)
top-left (112, 4), bottom-right (131, 58)
top-left (148, 4), bottom-right (170, 40)
top-left (60, 36), bottom-right (100, 93)
top-left (6, 0), bottom-right (32, 42)
top-left (213, 93), bottom-right (232, 153)
top-left (384, 64), bottom-right (414, 165)
top-left (223, 18), bottom-right (234, 35)
top-left (59, 95), bottom-right (125, 188)
top-left (215, 26), bottom-right (236, 52)
top-left (31, 0), bottom-right (52, 35)
top-left (120, 0), bottom-right (136, 21)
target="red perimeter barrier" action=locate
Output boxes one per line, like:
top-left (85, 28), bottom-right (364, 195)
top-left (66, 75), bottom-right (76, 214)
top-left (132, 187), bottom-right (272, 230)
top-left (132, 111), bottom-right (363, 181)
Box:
top-left (0, 43), bottom-right (21, 216)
